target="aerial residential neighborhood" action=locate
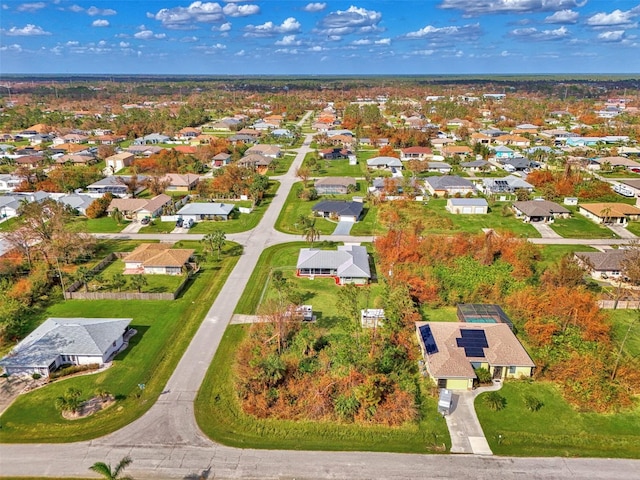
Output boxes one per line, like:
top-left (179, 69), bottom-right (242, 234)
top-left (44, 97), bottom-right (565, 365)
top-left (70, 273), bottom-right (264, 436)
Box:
top-left (0, 30), bottom-right (640, 478)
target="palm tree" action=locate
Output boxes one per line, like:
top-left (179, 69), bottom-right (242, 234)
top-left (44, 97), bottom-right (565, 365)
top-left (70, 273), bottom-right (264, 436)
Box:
top-left (301, 217), bottom-right (320, 246)
top-left (201, 229), bottom-right (226, 260)
top-left (129, 274), bottom-right (148, 293)
top-left (76, 266), bottom-right (93, 293)
top-left (89, 456), bottom-right (133, 480)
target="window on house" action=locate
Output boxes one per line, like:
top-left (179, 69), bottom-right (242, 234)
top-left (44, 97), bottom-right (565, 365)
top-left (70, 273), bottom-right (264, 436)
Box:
top-left (509, 366), bottom-right (516, 374)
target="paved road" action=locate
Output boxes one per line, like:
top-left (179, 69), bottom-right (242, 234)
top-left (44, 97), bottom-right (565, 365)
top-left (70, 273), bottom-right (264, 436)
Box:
top-left (2, 123), bottom-right (640, 477)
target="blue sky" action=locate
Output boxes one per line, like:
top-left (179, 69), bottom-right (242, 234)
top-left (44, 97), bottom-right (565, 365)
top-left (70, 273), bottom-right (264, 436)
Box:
top-left (1, 1), bottom-right (639, 74)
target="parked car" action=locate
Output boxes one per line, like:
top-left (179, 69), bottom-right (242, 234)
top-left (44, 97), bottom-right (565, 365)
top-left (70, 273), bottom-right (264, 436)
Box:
top-left (185, 218), bottom-right (194, 229)
top-left (631, 168), bottom-right (640, 173)
top-left (175, 217), bottom-right (184, 228)
top-left (140, 216), bottom-right (150, 225)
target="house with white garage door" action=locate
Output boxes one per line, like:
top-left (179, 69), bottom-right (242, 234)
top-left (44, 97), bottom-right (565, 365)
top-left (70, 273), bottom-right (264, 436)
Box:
top-left (446, 198), bottom-right (488, 214)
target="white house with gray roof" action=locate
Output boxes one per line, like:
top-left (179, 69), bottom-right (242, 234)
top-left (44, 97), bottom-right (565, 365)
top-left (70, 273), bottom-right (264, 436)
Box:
top-left (296, 245), bottom-right (371, 285)
top-left (0, 317), bottom-right (132, 377)
top-left (176, 202), bottom-right (235, 221)
top-left (446, 198), bottom-right (488, 214)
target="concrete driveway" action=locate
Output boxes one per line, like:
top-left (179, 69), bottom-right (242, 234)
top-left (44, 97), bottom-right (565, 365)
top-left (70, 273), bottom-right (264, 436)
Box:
top-left (332, 220), bottom-right (354, 235)
top-left (445, 382), bottom-right (502, 455)
top-left (607, 224), bottom-right (638, 239)
top-left (530, 222), bottom-right (561, 239)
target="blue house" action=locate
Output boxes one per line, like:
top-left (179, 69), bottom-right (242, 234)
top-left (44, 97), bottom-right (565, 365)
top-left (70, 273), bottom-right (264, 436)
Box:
top-left (493, 146), bottom-right (516, 160)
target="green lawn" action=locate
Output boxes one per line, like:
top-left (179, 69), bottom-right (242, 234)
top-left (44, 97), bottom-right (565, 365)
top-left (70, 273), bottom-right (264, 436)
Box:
top-left (599, 171), bottom-right (640, 179)
top-left (194, 324), bottom-right (451, 453)
top-left (626, 221), bottom-right (640, 236)
top-left (476, 381), bottom-right (640, 458)
top-left (537, 244), bottom-right (598, 270)
top-left (549, 207), bottom-right (620, 239)
top-left (303, 154), bottom-right (367, 177)
top-left (267, 154), bottom-right (295, 176)
top-left (0, 240), bottom-right (240, 443)
top-left (0, 217), bottom-right (19, 232)
top-left (608, 309), bottom-right (640, 358)
top-left (422, 199), bottom-right (541, 237)
top-left (138, 220), bottom-right (175, 233)
top-left (68, 216), bottom-right (127, 233)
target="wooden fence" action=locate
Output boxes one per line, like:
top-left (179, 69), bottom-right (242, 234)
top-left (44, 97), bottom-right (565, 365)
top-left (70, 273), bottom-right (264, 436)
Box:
top-left (597, 300), bottom-right (640, 309)
top-left (64, 252), bottom-right (191, 301)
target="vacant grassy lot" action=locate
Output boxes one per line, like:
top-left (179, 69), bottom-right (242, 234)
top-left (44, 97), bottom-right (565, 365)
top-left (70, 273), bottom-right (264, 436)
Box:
top-left (96, 259), bottom-right (186, 293)
top-left (69, 216), bottom-right (127, 233)
top-left (476, 381), bottom-right (640, 458)
top-left (267, 154), bottom-right (295, 176)
top-left (302, 154), bottom-right (367, 177)
top-left (537, 244), bottom-right (598, 270)
top-left (422, 199), bottom-right (540, 237)
top-left (195, 325), bottom-right (450, 453)
top-left (608, 309), bottom-right (640, 358)
top-left (0, 240), bottom-right (240, 443)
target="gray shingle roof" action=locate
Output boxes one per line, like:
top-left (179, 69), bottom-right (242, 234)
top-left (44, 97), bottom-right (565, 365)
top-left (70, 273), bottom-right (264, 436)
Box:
top-left (312, 200), bottom-right (363, 218)
top-left (177, 202), bottom-right (235, 216)
top-left (513, 200), bottom-right (570, 217)
top-left (425, 175), bottom-right (475, 190)
top-left (297, 245), bottom-right (370, 279)
top-left (0, 318), bottom-right (132, 369)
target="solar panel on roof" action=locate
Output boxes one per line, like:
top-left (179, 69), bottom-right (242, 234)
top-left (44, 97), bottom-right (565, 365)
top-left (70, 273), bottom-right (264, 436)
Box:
top-left (420, 325), bottom-right (438, 355)
top-left (457, 329), bottom-right (488, 357)
top-left (464, 347), bottom-right (486, 358)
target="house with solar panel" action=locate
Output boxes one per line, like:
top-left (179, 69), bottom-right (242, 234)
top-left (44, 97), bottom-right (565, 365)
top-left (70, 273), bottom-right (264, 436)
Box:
top-left (415, 320), bottom-right (535, 390)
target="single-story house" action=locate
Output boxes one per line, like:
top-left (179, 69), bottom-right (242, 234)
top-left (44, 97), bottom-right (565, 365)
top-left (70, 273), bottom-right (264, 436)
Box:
top-left (57, 193), bottom-right (95, 215)
top-left (245, 144), bottom-right (282, 158)
top-left (470, 133), bottom-right (492, 145)
top-left (512, 200), bottom-right (570, 223)
top-left (400, 146), bottom-right (432, 161)
top-left (493, 146), bottom-right (517, 160)
top-left (0, 174), bottom-right (23, 192)
top-left (0, 191), bottom-right (49, 219)
top-left (105, 152), bottom-right (135, 174)
top-left (361, 309), bottom-right (385, 328)
top-left (416, 321), bottom-right (535, 390)
top-left (296, 245), bottom-right (371, 285)
top-left (87, 175), bottom-right (147, 197)
top-left (55, 153), bottom-right (95, 166)
top-left (617, 179), bottom-right (640, 197)
top-left (460, 159), bottom-right (493, 172)
top-left (494, 134), bottom-right (530, 147)
top-left (125, 145), bottom-right (164, 156)
top-left (134, 133), bottom-right (170, 145)
top-left (501, 158), bottom-right (530, 171)
top-left (446, 198), bottom-right (489, 215)
top-left (314, 177), bottom-right (356, 195)
top-left (122, 243), bottom-right (194, 275)
top-left (212, 152), bottom-right (232, 167)
top-left (237, 153), bottom-right (272, 173)
top-left (160, 173), bottom-right (200, 192)
top-left (575, 250), bottom-right (630, 281)
top-left (482, 175), bottom-right (534, 195)
top-left (590, 156), bottom-right (640, 171)
top-left (107, 194), bottom-right (171, 220)
top-left (441, 145), bottom-right (473, 157)
top-left (312, 200), bottom-right (363, 222)
top-left (424, 175), bottom-right (476, 197)
top-left (0, 317), bottom-right (132, 378)
top-left (367, 156), bottom-right (403, 170)
top-left (578, 203), bottom-right (640, 226)
top-left (427, 162), bottom-right (453, 174)
top-left (176, 202), bottom-right (235, 221)
top-left (319, 147), bottom-right (349, 160)
top-left (229, 134), bottom-right (258, 144)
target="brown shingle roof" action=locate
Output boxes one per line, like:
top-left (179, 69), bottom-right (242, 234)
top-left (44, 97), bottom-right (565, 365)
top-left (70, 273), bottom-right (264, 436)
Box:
top-left (580, 203), bottom-right (640, 218)
top-left (416, 322), bottom-right (535, 380)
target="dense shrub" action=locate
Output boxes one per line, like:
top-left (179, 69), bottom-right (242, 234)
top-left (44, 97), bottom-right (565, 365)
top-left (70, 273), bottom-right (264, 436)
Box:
top-left (50, 363), bottom-right (100, 380)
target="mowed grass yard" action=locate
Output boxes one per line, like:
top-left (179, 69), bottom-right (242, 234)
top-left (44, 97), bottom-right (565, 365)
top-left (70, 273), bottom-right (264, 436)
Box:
top-left (549, 207), bottom-right (620, 239)
top-left (302, 154), bottom-right (368, 177)
top-left (195, 325), bottom-right (450, 453)
top-left (0, 240), bottom-right (240, 443)
top-left (97, 259), bottom-right (185, 293)
top-left (68, 216), bottom-right (128, 233)
top-left (476, 381), bottom-right (640, 458)
top-left (422, 199), bottom-right (541, 237)
top-left (625, 221), bottom-right (640, 236)
top-left (275, 182), bottom-right (382, 236)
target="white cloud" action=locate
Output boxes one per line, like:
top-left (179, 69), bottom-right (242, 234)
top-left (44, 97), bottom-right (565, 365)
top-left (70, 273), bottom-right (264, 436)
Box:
top-left (510, 25), bottom-right (569, 40)
top-left (275, 35), bottom-right (301, 46)
top-left (69, 4), bottom-right (84, 13)
top-left (212, 22), bottom-right (232, 32)
top-left (16, 2), bottom-right (46, 13)
top-left (406, 23), bottom-right (481, 40)
top-left (149, 2), bottom-right (225, 29)
top-left (119, 41), bottom-right (129, 47)
top-left (134, 28), bottom-right (167, 40)
top-left (544, 9), bottom-right (579, 24)
top-left (222, 3), bottom-right (259, 17)
top-left (304, 2), bottom-right (326, 12)
top-left (275, 48), bottom-right (299, 54)
top-left (375, 38), bottom-right (391, 45)
top-left (352, 39), bottom-right (371, 45)
top-left (587, 9), bottom-right (638, 27)
top-left (194, 43), bottom-right (227, 53)
top-left (0, 43), bottom-right (23, 52)
top-left (180, 36), bottom-right (199, 42)
top-left (3, 24), bottom-right (51, 36)
top-left (597, 30), bottom-right (625, 42)
top-left (317, 6), bottom-right (382, 37)
top-left (235, 49), bottom-right (245, 56)
top-left (244, 17), bottom-right (301, 37)
top-left (92, 19), bottom-right (110, 27)
top-left (87, 6), bottom-right (116, 16)
top-left (439, 0), bottom-right (586, 15)
top-left (309, 45), bottom-right (325, 51)
top-left (66, 40), bottom-right (79, 46)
